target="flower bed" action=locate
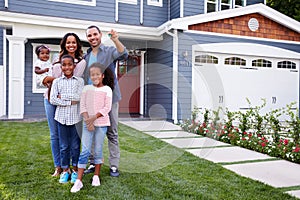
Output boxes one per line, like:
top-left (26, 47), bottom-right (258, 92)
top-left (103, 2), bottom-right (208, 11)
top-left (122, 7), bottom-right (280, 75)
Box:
top-left (179, 101), bottom-right (300, 163)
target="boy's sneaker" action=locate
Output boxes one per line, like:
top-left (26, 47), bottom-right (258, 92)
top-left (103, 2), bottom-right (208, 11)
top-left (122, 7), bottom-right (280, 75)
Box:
top-left (110, 166), bottom-right (119, 177)
top-left (59, 172), bottom-right (70, 184)
top-left (71, 171), bottom-right (78, 184)
top-left (84, 164), bottom-right (95, 174)
top-left (71, 179), bottom-right (83, 193)
top-left (91, 175), bottom-right (101, 187)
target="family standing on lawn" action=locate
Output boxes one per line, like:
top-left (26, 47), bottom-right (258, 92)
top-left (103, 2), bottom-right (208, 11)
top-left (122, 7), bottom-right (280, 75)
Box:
top-left (39, 25), bottom-right (128, 193)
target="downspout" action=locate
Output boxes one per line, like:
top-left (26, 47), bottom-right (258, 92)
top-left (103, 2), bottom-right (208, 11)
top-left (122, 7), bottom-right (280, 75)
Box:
top-left (115, 0), bottom-right (119, 22)
top-left (165, 28), bottom-right (178, 124)
top-left (5, 0), bottom-right (8, 8)
top-left (140, 0), bottom-right (143, 24)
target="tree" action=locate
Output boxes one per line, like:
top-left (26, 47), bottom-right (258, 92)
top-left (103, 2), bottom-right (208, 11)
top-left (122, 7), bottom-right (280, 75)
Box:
top-left (267, 0), bottom-right (300, 21)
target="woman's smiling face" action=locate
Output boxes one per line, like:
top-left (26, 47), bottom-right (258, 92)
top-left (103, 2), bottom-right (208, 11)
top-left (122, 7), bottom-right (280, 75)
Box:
top-left (65, 35), bottom-right (78, 54)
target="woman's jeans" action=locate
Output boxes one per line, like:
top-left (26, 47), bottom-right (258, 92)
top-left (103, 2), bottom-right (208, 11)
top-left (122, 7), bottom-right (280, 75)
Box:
top-left (58, 123), bottom-right (81, 169)
top-left (44, 98), bottom-right (60, 168)
top-left (78, 123), bottom-right (107, 169)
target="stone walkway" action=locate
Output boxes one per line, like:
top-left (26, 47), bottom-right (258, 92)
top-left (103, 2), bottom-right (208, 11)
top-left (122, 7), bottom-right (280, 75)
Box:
top-left (120, 119), bottom-right (300, 199)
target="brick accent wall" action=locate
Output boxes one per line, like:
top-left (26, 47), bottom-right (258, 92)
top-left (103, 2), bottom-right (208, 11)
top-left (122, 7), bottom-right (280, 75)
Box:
top-left (188, 13), bottom-right (300, 42)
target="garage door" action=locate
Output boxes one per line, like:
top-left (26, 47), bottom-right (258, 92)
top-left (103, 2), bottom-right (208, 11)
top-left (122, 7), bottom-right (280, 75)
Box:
top-left (192, 43), bottom-right (300, 118)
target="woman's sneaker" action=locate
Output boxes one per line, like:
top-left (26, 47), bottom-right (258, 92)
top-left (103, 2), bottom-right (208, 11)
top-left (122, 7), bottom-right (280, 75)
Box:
top-left (59, 171), bottom-right (70, 184)
top-left (71, 179), bottom-right (83, 193)
top-left (91, 175), bottom-right (101, 187)
top-left (71, 171), bottom-right (78, 184)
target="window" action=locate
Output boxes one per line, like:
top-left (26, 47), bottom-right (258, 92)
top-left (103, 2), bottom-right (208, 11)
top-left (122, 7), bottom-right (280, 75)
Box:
top-left (234, 0), bottom-right (246, 8)
top-left (147, 0), bottom-right (163, 7)
top-left (207, 0), bottom-right (218, 13)
top-left (220, 0), bottom-right (231, 11)
top-left (195, 54), bottom-right (218, 64)
top-left (277, 61), bottom-right (296, 69)
top-left (48, 0), bottom-right (96, 6)
top-left (119, 0), bottom-right (137, 5)
top-left (225, 57), bottom-right (246, 66)
top-left (252, 59), bottom-right (272, 68)
top-left (206, 0), bottom-right (246, 13)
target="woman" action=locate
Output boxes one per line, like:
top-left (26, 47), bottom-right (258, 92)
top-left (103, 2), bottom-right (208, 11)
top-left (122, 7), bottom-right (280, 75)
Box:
top-left (43, 32), bottom-right (86, 177)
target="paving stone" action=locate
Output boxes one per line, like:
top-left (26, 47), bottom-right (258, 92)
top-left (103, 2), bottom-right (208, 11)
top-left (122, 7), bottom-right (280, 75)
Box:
top-left (187, 146), bottom-right (271, 163)
top-left (224, 160), bottom-right (300, 188)
top-left (162, 137), bottom-right (230, 148)
top-left (120, 120), bottom-right (181, 132)
top-left (144, 130), bottom-right (196, 138)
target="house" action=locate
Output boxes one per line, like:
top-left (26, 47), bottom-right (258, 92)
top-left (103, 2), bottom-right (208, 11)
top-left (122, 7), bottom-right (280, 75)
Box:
top-left (0, 0), bottom-right (299, 123)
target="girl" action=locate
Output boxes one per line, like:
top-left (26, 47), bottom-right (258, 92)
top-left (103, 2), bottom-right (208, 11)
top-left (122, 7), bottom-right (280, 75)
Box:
top-left (50, 54), bottom-right (84, 184)
top-left (34, 45), bottom-right (52, 87)
top-left (71, 63), bottom-right (114, 193)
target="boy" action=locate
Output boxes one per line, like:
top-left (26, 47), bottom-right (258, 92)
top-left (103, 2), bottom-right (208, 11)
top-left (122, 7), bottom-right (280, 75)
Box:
top-left (50, 54), bottom-right (84, 184)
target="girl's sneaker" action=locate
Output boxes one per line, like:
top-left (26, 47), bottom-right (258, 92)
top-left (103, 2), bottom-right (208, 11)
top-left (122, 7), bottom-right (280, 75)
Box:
top-left (91, 175), bottom-right (101, 187)
top-left (59, 171), bottom-right (70, 184)
top-left (71, 171), bottom-right (78, 184)
top-left (71, 179), bottom-right (83, 193)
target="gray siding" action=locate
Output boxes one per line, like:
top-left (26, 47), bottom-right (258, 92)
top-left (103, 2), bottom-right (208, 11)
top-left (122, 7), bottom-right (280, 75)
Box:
top-left (184, 0), bottom-right (204, 17)
top-left (177, 32), bottom-right (300, 120)
top-left (145, 35), bottom-right (173, 120)
top-left (1, 0), bottom-right (169, 27)
top-left (170, 0), bottom-right (180, 20)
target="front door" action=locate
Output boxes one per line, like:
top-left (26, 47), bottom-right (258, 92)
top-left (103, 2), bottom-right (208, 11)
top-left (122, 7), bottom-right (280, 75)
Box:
top-left (118, 55), bottom-right (140, 114)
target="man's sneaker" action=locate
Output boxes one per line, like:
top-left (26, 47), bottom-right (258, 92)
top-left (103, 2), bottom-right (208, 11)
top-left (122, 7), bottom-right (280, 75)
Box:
top-left (71, 171), bottom-right (78, 184)
top-left (71, 179), bottom-right (83, 193)
top-left (110, 166), bottom-right (119, 177)
top-left (84, 164), bottom-right (95, 174)
top-left (59, 171), bottom-right (70, 184)
top-left (91, 175), bottom-right (101, 187)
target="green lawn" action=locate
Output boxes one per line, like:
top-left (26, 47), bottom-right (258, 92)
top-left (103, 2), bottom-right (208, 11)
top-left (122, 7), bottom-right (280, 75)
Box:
top-left (0, 121), bottom-right (297, 200)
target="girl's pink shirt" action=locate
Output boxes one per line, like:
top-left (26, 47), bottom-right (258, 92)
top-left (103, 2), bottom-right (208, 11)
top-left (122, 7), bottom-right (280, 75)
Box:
top-left (80, 85), bottom-right (112, 127)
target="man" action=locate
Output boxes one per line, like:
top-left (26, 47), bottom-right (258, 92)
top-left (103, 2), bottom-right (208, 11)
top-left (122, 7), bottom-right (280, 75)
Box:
top-left (83, 25), bottom-right (128, 177)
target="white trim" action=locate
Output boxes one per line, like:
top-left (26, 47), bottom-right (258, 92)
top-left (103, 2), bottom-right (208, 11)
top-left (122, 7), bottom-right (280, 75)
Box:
top-left (4, 0), bottom-right (8, 8)
top-left (7, 36), bottom-right (27, 119)
top-left (48, 0), bottom-right (96, 6)
top-left (119, 0), bottom-right (138, 5)
top-left (0, 11), bottom-right (164, 41)
top-left (192, 42), bottom-right (300, 59)
top-left (0, 29), bottom-right (6, 117)
top-left (147, 0), bottom-right (163, 7)
top-left (140, 0), bottom-right (144, 24)
top-left (185, 29), bottom-right (300, 45)
top-left (170, 3), bottom-right (300, 33)
top-left (165, 29), bottom-right (178, 123)
top-left (140, 51), bottom-right (146, 115)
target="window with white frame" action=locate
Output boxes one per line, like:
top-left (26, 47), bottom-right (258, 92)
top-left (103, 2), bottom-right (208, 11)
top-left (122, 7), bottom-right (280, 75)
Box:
top-left (206, 0), bottom-right (246, 13)
top-left (225, 57), bottom-right (246, 66)
top-left (147, 0), bottom-right (163, 7)
top-left (119, 0), bottom-right (138, 5)
top-left (195, 54), bottom-right (218, 64)
top-left (277, 61), bottom-right (296, 69)
top-left (48, 0), bottom-right (96, 6)
top-left (252, 59), bottom-right (272, 68)
top-left (220, 0), bottom-right (231, 11)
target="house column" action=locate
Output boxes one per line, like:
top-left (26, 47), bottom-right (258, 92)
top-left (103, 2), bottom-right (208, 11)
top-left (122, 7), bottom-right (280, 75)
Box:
top-left (6, 36), bottom-right (27, 119)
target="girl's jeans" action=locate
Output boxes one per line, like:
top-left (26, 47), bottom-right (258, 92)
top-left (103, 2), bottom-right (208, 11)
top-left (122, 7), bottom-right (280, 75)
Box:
top-left (58, 123), bottom-right (81, 169)
top-left (78, 123), bottom-right (107, 169)
top-left (44, 98), bottom-right (60, 167)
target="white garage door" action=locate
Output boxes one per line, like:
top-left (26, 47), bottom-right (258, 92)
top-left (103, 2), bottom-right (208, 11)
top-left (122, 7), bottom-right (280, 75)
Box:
top-left (192, 43), bottom-right (300, 118)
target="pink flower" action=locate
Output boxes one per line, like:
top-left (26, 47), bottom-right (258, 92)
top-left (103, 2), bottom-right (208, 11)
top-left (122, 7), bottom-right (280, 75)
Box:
top-left (243, 131), bottom-right (247, 135)
top-left (284, 139), bottom-right (289, 145)
top-left (261, 142), bottom-right (266, 147)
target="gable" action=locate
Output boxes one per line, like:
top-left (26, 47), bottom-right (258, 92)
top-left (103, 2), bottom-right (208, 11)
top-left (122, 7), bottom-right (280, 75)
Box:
top-left (188, 13), bottom-right (300, 42)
